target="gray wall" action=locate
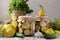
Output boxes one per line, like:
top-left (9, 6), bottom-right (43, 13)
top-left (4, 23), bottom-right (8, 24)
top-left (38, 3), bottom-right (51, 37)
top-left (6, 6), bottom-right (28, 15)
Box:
top-left (0, 0), bottom-right (60, 23)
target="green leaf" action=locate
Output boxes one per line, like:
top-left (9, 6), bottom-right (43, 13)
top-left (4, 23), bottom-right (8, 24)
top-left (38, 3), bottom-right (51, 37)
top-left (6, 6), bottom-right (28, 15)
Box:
top-left (8, 0), bottom-right (33, 15)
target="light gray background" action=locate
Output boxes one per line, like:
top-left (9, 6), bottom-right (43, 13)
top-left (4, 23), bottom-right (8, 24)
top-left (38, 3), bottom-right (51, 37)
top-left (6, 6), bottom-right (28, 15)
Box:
top-left (0, 0), bottom-right (60, 23)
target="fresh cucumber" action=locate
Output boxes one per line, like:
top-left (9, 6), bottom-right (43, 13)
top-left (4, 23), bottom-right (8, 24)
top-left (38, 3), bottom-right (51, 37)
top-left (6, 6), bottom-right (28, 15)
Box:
top-left (44, 33), bottom-right (58, 39)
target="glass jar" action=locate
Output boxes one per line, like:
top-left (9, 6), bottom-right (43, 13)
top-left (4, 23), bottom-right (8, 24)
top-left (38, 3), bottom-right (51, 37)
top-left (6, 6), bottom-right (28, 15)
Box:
top-left (17, 16), bottom-right (33, 36)
top-left (34, 16), bottom-right (41, 32)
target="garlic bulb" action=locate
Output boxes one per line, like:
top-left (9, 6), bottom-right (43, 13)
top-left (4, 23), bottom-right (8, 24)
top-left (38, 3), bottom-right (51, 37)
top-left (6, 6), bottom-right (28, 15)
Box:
top-left (35, 30), bottom-right (44, 38)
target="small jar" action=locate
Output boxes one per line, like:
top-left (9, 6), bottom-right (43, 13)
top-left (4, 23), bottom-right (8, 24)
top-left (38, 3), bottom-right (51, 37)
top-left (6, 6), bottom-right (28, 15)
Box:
top-left (34, 16), bottom-right (41, 32)
top-left (17, 16), bottom-right (33, 36)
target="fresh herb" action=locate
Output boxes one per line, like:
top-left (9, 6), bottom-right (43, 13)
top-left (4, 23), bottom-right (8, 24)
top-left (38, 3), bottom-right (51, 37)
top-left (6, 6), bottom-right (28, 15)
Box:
top-left (49, 19), bottom-right (60, 31)
top-left (8, 0), bottom-right (33, 15)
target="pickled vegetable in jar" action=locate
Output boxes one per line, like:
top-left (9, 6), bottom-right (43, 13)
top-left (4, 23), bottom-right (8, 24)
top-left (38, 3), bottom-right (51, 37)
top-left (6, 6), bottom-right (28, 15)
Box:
top-left (17, 16), bottom-right (34, 36)
top-left (34, 16), bottom-right (41, 32)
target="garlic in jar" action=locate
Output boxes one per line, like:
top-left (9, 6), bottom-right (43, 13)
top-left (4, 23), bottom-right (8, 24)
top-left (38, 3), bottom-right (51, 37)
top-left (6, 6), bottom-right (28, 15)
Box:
top-left (22, 22), bottom-right (30, 29)
top-left (24, 30), bottom-right (30, 35)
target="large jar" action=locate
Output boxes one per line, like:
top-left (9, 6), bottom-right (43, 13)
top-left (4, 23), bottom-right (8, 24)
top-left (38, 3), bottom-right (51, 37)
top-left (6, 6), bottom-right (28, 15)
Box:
top-left (17, 16), bottom-right (33, 36)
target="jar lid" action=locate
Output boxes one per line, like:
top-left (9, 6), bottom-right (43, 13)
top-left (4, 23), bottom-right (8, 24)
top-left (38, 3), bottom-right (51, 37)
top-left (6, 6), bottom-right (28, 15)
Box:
top-left (18, 16), bottom-right (33, 22)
